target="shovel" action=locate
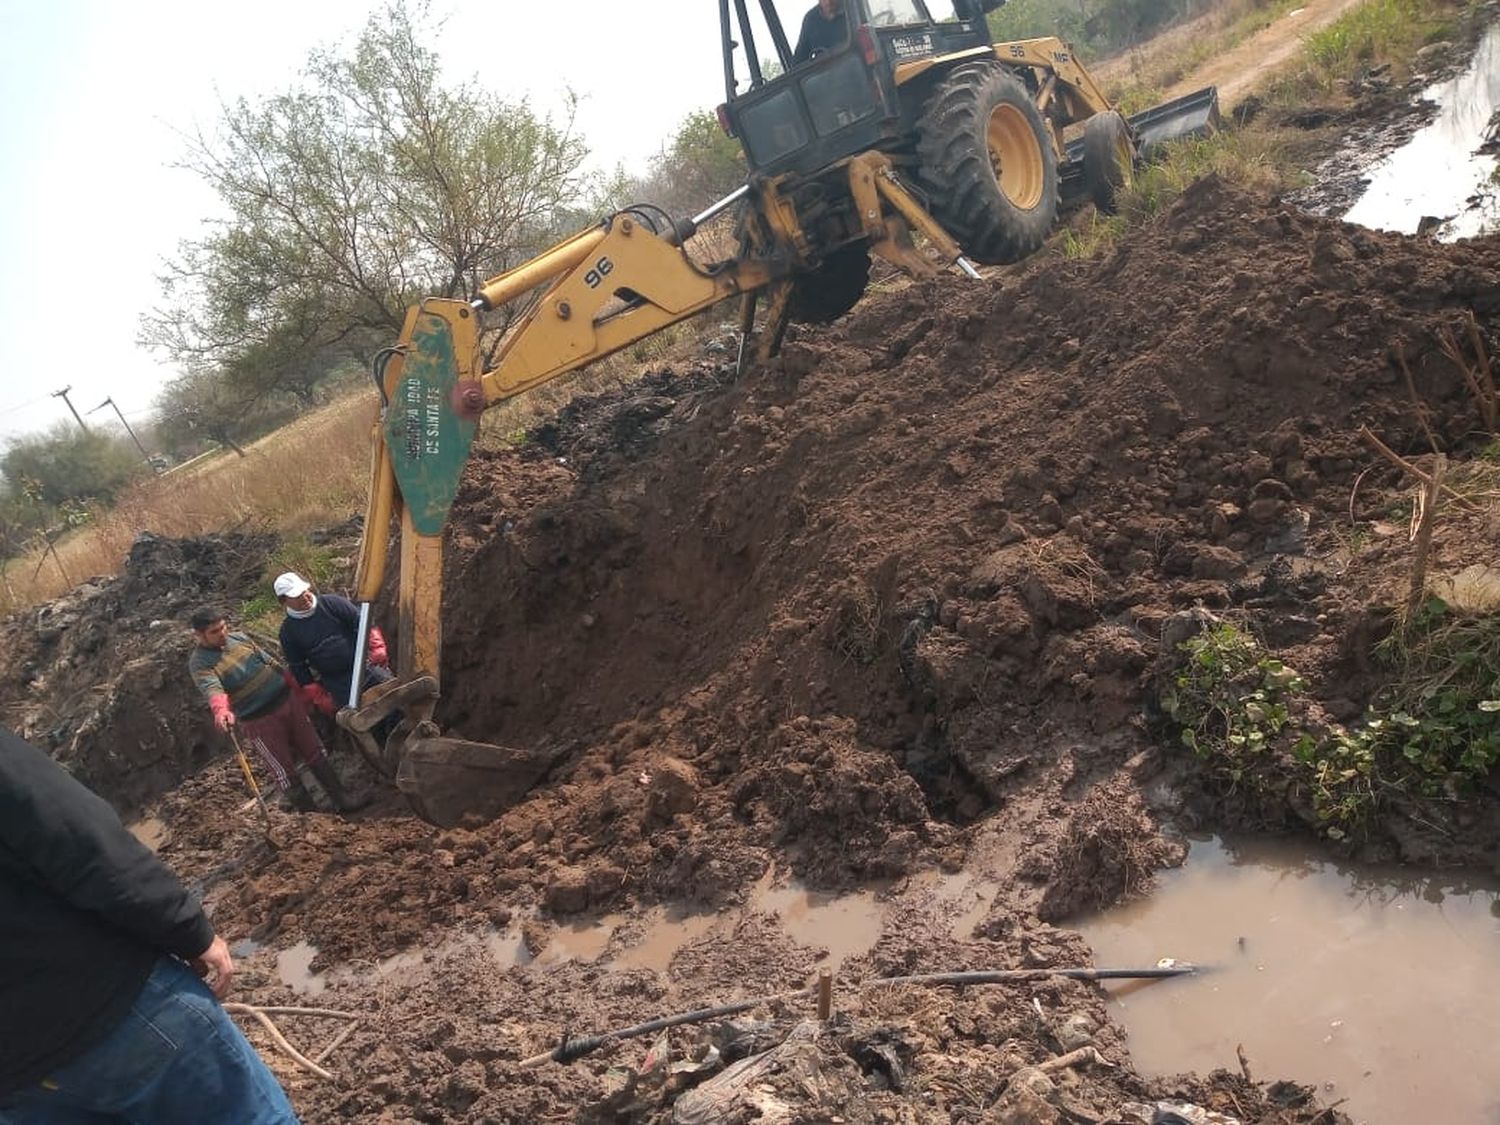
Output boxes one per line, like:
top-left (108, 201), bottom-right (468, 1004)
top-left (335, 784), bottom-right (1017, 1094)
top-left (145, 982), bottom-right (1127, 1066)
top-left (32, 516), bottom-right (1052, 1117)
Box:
top-left (227, 726), bottom-right (278, 843)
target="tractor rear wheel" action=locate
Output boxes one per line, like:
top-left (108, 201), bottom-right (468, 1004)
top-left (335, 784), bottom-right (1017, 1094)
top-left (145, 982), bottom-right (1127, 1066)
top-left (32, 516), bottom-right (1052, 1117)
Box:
top-left (788, 243), bottom-right (872, 324)
top-left (917, 62), bottom-right (1059, 265)
top-left (1083, 110), bottom-right (1134, 214)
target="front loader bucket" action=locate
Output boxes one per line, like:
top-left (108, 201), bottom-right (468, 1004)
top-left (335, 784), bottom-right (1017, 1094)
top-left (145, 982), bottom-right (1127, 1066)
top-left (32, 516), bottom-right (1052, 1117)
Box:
top-left (1125, 86), bottom-right (1222, 156)
top-left (395, 735), bottom-right (555, 828)
top-left (1059, 86), bottom-right (1221, 208)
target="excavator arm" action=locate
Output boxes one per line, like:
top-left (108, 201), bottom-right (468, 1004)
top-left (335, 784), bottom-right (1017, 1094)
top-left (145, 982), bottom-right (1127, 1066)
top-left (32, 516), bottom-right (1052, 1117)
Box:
top-left (339, 158), bottom-right (982, 827)
top-left (337, 205), bottom-right (778, 825)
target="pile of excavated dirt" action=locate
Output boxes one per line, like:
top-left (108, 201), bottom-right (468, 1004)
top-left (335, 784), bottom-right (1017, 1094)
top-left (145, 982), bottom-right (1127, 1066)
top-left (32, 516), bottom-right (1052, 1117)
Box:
top-left (0, 532), bottom-right (277, 811)
top-left (100, 176), bottom-right (1500, 1122)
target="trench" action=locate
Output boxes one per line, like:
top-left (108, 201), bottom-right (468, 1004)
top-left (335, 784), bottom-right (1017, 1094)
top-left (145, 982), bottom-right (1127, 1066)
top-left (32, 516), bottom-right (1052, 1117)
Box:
top-left (1078, 834), bottom-right (1500, 1125)
top-left (1343, 22), bottom-right (1500, 239)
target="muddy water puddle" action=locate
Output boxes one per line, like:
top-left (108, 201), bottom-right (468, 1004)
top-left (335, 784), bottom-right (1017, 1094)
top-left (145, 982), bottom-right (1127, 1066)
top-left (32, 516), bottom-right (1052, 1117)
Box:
top-left (277, 940), bottom-right (327, 997)
top-left (1079, 834), bottom-right (1500, 1125)
top-left (270, 873), bottom-right (893, 995)
top-left (536, 873), bottom-right (885, 972)
top-left (1343, 23), bottom-right (1500, 239)
top-left (904, 868), bottom-right (1005, 939)
top-left (751, 878), bottom-right (883, 969)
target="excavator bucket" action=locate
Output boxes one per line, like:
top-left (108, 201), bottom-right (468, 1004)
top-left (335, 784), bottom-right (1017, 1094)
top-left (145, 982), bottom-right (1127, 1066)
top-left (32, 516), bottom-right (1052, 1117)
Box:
top-left (396, 735), bottom-right (556, 828)
top-left (338, 675), bottom-right (555, 826)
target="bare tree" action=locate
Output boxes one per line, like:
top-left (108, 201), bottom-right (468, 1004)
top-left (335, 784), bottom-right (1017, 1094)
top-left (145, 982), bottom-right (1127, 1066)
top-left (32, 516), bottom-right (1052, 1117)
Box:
top-left (141, 0), bottom-right (592, 398)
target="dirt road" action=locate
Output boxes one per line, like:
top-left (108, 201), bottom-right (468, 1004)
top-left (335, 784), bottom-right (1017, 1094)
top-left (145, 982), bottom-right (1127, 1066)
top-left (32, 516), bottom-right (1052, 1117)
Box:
top-left (1096, 0), bottom-right (1373, 107)
top-left (1171, 0), bottom-right (1371, 104)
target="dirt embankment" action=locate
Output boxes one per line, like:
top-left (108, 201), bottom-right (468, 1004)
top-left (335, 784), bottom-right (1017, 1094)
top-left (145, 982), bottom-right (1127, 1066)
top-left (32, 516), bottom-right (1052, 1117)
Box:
top-left (0, 532), bottom-right (278, 812)
top-left (9, 169), bottom-right (1500, 1121)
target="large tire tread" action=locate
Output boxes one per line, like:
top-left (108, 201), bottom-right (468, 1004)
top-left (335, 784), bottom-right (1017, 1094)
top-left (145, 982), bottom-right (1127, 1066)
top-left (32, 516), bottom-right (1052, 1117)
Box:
top-left (788, 243), bottom-right (872, 324)
top-left (1083, 110), bottom-right (1134, 215)
top-left (916, 62), bottom-right (1060, 265)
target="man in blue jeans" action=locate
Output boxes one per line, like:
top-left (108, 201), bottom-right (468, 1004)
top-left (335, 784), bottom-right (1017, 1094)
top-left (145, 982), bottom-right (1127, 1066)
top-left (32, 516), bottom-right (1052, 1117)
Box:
top-left (0, 729), bottom-right (298, 1123)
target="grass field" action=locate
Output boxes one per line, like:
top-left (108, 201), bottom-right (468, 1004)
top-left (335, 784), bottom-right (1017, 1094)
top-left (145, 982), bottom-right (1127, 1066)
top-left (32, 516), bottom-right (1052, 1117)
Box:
top-left (0, 318), bottom-right (721, 615)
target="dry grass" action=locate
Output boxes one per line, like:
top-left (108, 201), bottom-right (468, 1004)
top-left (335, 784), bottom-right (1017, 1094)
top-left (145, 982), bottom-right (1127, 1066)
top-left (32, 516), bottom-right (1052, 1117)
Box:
top-left (1098, 0), bottom-right (1301, 111)
top-left (1, 298), bottom-right (729, 615)
top-left (0, 393), bottom-right (377, 613)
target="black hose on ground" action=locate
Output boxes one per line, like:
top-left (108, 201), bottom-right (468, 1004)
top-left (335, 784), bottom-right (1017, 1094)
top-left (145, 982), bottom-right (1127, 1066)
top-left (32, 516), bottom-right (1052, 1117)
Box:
top-left (519, 962), bottom-right (1198, 1068)
top-left (521, 987), bottom-right (816, 1069)
top-left (870, 965), bottom-right (1197, 987)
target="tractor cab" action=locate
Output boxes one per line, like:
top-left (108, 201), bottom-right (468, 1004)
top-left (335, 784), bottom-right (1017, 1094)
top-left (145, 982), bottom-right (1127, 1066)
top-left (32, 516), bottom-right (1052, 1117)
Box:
top-left (718, 0), bottom-right (1003, 177)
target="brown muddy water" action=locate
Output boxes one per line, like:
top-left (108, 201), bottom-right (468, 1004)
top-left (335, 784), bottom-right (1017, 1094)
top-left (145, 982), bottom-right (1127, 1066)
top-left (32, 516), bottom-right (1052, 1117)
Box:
top-left (274, 869), bottom-right (887, 994)
top-left (1078, 834), bottom-right (1500, 1125)
top-left (1343, 22), bottom-right (1500, 239)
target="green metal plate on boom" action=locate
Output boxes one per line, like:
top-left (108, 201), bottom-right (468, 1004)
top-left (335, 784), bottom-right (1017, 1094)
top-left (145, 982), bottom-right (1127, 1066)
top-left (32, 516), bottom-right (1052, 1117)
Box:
top-left (383, 312), bottom-right (480, 536)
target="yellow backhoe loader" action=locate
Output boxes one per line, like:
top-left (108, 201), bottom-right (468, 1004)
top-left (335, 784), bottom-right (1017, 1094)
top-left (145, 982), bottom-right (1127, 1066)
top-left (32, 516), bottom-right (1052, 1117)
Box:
top-left (337, 0), bottom-right (1220, 826)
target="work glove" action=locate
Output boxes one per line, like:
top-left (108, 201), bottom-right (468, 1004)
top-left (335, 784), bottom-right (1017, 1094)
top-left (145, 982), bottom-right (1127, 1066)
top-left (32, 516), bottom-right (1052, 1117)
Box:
top-left (301, 682), bottom-right (337, 716)
top-left (367, 628), bottom-right (390, 669)
top-left (209, 693), bottom-right (236, 731)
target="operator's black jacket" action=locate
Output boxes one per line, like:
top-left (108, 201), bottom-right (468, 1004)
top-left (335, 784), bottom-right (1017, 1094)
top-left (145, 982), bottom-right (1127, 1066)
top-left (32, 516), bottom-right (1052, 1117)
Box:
top-left (0, 729), bottom-right (215, 1095)
top-left (793, 4), bottom-right (850, 64)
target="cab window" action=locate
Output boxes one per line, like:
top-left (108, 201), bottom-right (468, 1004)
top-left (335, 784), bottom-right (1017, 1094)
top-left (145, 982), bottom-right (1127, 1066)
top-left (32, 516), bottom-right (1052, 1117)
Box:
top-left (866, 0), bottom-right (925, 25)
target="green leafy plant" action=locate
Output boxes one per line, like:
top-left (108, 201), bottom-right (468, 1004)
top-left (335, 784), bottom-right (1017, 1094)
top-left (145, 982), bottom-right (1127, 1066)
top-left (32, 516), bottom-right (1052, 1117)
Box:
top-left (1367, 597), bottom-right (1500, 792)
top-left (1161, 623), bottom-right (1302, 779)
top-left (1163, 600), bottom-right (1500, 839)
top-left (1161, 622), bottom-right (1375, 834)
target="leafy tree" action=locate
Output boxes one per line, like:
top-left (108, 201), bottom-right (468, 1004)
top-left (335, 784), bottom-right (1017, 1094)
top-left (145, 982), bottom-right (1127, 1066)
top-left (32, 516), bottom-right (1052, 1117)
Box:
top-left (0, 489), bottom-right (43, 572)
top-left (0, 424), bottom-right (146, 507)
top-left (142, 0), bottom-right (593, 400)
top-left (152, 369), bottom-right (256, 458)
top-left (988, 0), bottom-right (1202, 57)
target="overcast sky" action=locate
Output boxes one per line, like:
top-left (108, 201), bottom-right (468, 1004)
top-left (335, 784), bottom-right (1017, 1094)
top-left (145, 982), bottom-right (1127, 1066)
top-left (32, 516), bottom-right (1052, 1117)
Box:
top-left (0, 0), bottom-right (782, 446)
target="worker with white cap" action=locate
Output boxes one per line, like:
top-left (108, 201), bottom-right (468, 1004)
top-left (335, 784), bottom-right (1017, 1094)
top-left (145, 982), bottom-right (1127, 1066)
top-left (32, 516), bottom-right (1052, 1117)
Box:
top-left (274, 572), bottom-right (393, 720)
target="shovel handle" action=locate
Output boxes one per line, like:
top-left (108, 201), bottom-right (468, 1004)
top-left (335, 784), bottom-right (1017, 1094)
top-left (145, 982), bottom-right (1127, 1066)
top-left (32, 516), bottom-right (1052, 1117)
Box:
top-left (227, 729), bottom-right (274, 827)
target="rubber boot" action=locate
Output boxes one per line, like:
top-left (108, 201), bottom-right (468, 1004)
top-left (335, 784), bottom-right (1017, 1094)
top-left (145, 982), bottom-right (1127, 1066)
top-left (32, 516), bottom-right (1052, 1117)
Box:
top-left (282, 776), bottom-right (318, 813)
top-left (310, 757), bottom-right (370, 814)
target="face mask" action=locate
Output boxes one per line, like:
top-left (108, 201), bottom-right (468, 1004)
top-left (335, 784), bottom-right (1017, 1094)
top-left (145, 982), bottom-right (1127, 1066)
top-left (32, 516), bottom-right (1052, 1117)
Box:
top-left (286, 594), bottom-right (318, 619)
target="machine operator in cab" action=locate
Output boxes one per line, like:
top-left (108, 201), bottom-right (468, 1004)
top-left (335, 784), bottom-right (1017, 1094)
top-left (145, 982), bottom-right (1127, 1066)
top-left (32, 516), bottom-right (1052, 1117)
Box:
top-left (792, 0), bottom-right (848, 64)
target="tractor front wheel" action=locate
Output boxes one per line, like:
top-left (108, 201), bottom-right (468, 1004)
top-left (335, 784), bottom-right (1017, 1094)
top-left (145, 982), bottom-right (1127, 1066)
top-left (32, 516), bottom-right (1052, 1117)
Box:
top-left (1083, 109), bottom-right (1135, 214)
top-left (917, 62), bottom-right (1059, 265)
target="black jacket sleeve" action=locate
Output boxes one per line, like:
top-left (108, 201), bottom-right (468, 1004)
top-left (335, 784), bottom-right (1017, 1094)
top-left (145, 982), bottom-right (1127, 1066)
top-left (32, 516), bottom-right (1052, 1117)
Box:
top-left (280, 618), bottom-right (315, 686)
top-left (0, 731), bottom-right (215, 960)
top-left (321, 593), bottom-right (361, 631)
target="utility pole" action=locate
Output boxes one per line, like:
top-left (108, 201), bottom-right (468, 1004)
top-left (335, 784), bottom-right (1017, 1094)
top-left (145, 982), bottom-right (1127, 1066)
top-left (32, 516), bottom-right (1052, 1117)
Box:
top-left (51, 386), bottom-right (88, 433)
top-left (89, 397), bottom-right (158, 472)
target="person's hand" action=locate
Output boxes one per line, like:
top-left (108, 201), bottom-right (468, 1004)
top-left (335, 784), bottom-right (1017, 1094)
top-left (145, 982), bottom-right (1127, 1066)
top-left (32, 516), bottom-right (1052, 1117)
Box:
top-left (190, 934), bottom-right (235, 999)
top-left (303, 683), bottom-right (337, 716)
top-left (209, 694), bottom-right (236, 731)
top-left (366, 628), bottom-right (390, 669)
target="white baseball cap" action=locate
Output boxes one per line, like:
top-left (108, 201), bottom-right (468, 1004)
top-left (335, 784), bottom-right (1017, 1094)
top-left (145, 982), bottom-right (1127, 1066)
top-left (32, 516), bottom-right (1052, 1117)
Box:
top-left (273, 572), bottom-right (312, 598)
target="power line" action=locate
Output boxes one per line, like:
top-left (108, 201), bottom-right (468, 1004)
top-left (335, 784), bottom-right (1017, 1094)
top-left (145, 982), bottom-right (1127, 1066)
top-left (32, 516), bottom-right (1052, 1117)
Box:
top-left (89, 397), bottom-right (159, 473)
top-left (0, 393), bottom-right (53, 418)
